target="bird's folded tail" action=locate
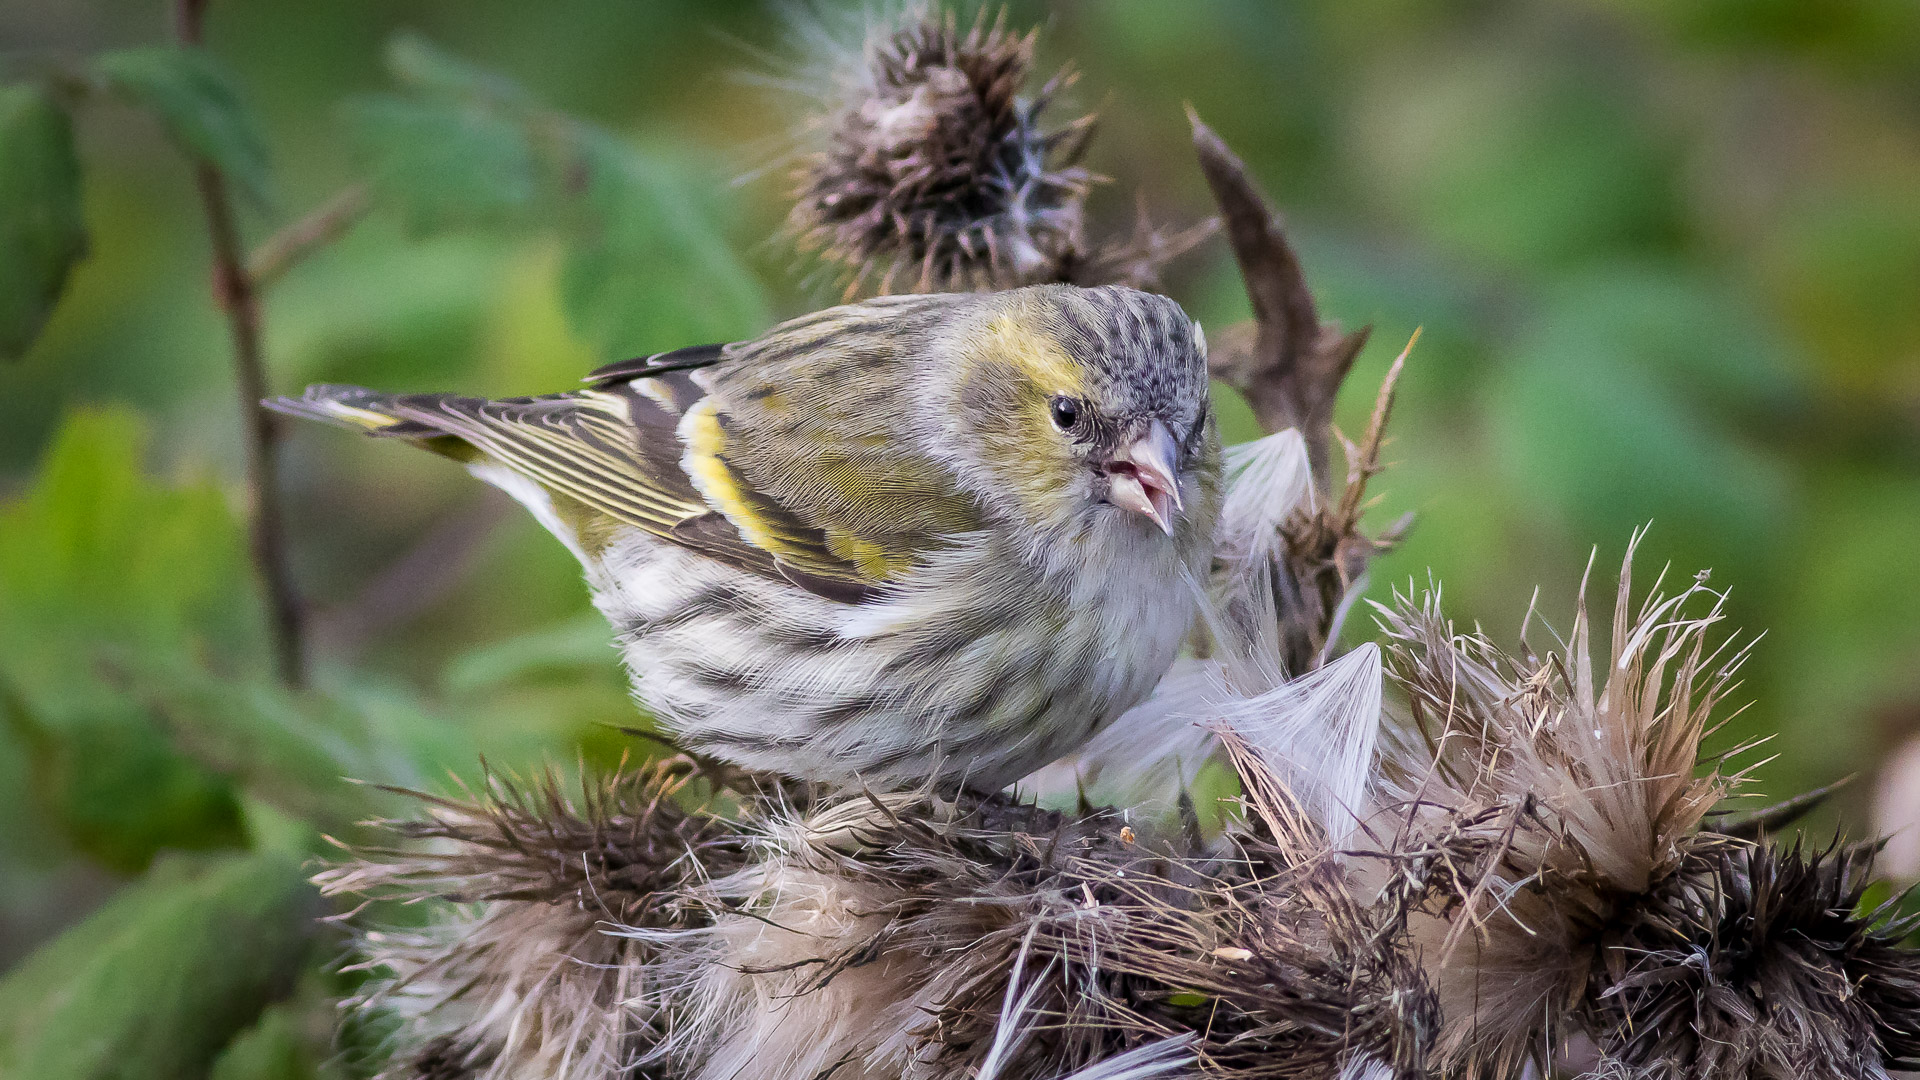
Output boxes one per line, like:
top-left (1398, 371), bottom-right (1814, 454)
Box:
top-left (264, 384), bottom-right (627, 564)
top-left (265, 385), bottom-right (479, 461)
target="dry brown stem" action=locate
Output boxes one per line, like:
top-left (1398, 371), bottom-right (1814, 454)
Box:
top-left (247, 181), bottom-right (371, 288)
top-left (1188, 108), bottom-right (1371, 492)
top-left (176, 0), bottom-right (306, 687)
top-left (1188, 111), bottom-right (1412, 673)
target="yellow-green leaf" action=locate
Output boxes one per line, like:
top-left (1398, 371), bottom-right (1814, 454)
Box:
top-left (341, 94), bottom-right (540, 231)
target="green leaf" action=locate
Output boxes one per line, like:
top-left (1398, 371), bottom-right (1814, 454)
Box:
top-left (94, 46), bottom-right (273, 208)
top-left (209, 1004), bottom-right (317, 1080)
top-left (442, 610), bottom-right (618, 694)
top-left (559, 136), bottom-right (770, 354)
top-left (266, 229), bottom-right (511, 389)
top-left (1354, 50), bottom-right (1677, 270)
top-left (1774, 468), bottom-right (1920, 778)
top-left (1485, 278), bottom-right (1792, 592)
top-left (341, 95), bottom-right (541, 232)
top-left (4, 689), bottom-right (247, 873)
top-left (126, 661), bottom-right (398, 835)
top-left (384, 29), bottom-right (534, 108)
top-left (355, 32), bottom-right (770, 353)
top-left (0, 408), bottom-right (260, 674)
top-left (0, 409), bottom-right (258, 867)
top-left (1531, 265), bottom-right (1803, 420)
top-left (0, 852), bottom-right (318, 1080)
top-left (0, 410), bottom-right (493, 864)
top-left (0, 85), bottom-right (86, 361)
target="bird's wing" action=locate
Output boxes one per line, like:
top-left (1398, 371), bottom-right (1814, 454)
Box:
top-left (270, 368), bottom-right (903, 603)
top-left (581, 342), bottom-right (730, 387)
top-left (693, 294), bottom-right (988, 580)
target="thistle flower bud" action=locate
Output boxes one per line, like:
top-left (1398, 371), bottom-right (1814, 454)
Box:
top-left (786, 7), bottom-right (1097, 295)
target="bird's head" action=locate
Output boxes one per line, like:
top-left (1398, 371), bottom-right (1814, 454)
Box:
top-left (930, 285), bottom-right (1219, 546)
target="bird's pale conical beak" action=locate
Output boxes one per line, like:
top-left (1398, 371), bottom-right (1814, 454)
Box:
top-left (1104, 419), bottom-right (1183, 536)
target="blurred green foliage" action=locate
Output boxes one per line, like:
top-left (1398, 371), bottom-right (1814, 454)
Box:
top-left (1, 0), bottom-right (1917, 1073)
top-left (0, 85), bottom-right (85, 359)
top-left (0, 852), bottom-right (316, 1080)
top-left (94, 45), bottom-right (274, 207)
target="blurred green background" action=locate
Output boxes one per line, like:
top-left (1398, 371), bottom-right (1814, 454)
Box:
top-left (1, 0), bottom-right (1918, 1074)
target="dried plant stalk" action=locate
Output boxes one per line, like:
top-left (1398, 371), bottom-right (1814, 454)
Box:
top-left (1187, 111), bottom-right (1369, 491)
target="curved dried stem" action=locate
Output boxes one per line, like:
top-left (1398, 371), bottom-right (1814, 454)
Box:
top-left (247, 181), bottom-right (371, 288)
top-left (1188, 108), bottom-right (1370, 492)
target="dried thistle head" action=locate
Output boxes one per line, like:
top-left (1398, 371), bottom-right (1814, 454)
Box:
top-left (1582, 841), bottom-right (1920, 1079)
top-left (786, 5), bottom-right (1096, 294)
top-left (1369, 534), bottom-right (1755, 1071)
top-left (312, 759), bottom-right (751, 1080)
top-left (1084, 831), bottom-right (1439, 1080)
top-left (636, 787), bottom-right (1176, 1080)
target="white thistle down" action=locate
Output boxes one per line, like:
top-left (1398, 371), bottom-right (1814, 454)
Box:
top-left (1210, 428), bottom-right (1313, 693)
top-left (1336, 1055), bottom-right (1395, 1080)
top-left (1018, 659), bottom-right (1225, 812)
top-left (1216, 428), bottom-right (1313, 573)
top-left (1056, 1035), bottom-right (1199, 1080)
top-left (1017, 429), bottom-right (1318, 813)
top-left (1215, 643), bottom-right (1383, 847)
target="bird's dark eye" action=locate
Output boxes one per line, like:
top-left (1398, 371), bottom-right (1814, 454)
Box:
top-left (1049, 395), bottom-right (1082, 431)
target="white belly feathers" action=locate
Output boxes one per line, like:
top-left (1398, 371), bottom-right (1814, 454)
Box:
top-left (579, 516), bottom-right (1194, 790)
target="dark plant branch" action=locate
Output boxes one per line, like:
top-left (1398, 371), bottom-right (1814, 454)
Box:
top-left (1188, 107), bottom-right (1370, 493)
top-left (1705, 776), bottom-right (1855, 840)
top-left (247, 182), bottom-right (371, 288)
top-left (176, 0), bottom-right (305, 687)
top-left (1189, 109), bottom-right (1417, 671)
top-left (171, 0), bottom-right (209, 45)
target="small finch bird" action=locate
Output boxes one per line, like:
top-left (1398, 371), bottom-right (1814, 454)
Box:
top-left (273, 284), bottom-right (1220, 790)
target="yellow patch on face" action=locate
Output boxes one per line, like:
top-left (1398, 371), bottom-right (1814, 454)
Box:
top-left (979, 313), bottom-right (1085, 398)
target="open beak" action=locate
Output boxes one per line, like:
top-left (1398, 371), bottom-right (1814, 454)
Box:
top-left (1103, 419), bottom-right (1183, 536)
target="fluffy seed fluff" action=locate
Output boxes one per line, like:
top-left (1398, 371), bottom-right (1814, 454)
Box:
top-left (321, 519), bottom-right (1920, 1079)
top-left (1368, 537), bottom-right (1750, 1073)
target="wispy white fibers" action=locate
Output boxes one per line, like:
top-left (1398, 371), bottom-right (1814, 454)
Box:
top-left (1216, 428), bottom-right (1314, 571)
top-left (1055, 1034), bottom-right (1199, 1080)
top-left (1215, 643), bottom-right (1383, 847)
top-left (1336, 1054), bottom-right (1394, 1080)
top-left (1020, 659), bottom-right (1224, 811)
top-left (977, 923), bottom-right (1053, 1080)
top-left (1210, 429), bottom-right (1314, 692)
